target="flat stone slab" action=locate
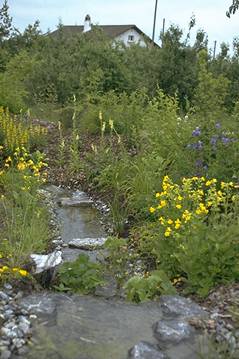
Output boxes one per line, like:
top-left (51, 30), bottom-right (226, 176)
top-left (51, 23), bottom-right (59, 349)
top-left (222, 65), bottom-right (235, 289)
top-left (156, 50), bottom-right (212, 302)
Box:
top-left (30, 251), bottom-right (62, 274)
top-left (68, 237), bottom-right (107, 250)
top-left (128, 341), bottom-right (167, 359)
top-left (160, 295), bottom-right (207, 319)
top-left (59, 191), bottom-right (93, 207)
top-left (153, 319), bottom-right (194, 344)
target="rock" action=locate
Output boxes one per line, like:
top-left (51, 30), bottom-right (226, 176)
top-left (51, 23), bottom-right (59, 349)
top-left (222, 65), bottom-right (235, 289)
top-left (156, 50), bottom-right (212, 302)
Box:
top-left (0, 349), bottom-right (11, 359)
top-left (153, 319), bottom-right (194, 344)
top-left (3, 284), bottom-right (12, 291)
top-left (11, 338), bottom-right (26, 349)
top-left (128, 341), bottom-right (167, 359)
top-left (18, 321), bottom-right (30, 335)
top-left (68, 237), bottom-right (107, 250)
top-left (59, 191), bottom-right (93, 207)
top-left (30, 251), bottom-right (62, 273)
top-left (0, 291), bottom-right (9, 301)
top-left (1, 326), bottom-right (20, 339)
top-left (20, 293), bottom-right (57, 316)
top-left (160, 295), bottom-right (207, 319)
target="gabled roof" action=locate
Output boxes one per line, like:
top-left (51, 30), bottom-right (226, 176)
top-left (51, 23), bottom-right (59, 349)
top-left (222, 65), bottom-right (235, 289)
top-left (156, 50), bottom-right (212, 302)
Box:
top-left (50, 24), bottom-right (157, 45)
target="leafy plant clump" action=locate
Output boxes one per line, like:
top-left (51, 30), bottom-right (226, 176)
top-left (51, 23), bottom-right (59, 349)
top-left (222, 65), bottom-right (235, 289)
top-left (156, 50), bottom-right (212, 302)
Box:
top-left (56, 254), bottom-right (105, 294)
top-left (124, 270), bottom-right (176, 303)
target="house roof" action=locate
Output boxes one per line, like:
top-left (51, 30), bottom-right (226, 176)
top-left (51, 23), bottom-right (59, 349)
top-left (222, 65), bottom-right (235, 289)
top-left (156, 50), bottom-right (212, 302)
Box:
top-left (50, 24), bottom-right (156, 45)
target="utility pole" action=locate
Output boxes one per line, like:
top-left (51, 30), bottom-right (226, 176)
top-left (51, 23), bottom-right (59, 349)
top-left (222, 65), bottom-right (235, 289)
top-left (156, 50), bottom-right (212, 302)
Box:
top-left (152, 0), bottom-right (158, 42)
top-left (213, 40), bottom-right (217, 59)
top-left (161, 17), bottom-right (165, 46)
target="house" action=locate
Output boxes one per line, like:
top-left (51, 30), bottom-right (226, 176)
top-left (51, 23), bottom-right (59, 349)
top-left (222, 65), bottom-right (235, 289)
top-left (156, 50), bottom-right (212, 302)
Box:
top-left (51, 15), bottom-right (156, 47)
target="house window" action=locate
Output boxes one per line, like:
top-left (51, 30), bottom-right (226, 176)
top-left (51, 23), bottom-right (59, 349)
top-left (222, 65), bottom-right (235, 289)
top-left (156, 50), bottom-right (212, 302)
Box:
top-left (128, 35), bottom-right (134, 42)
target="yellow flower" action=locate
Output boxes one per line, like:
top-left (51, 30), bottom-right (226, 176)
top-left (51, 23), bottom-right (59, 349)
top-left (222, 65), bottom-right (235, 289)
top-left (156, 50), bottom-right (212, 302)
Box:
top-left (18, 269), bottom-right (28, 276)
top-left (17, 162), bottom-right (26, 171)
top-left (175, 218), bottom-right (181, 229)
top-left (164, 227), bottom-right (172, 237)
top-left (159, 216), bottom-right (165, 225)
top-left (156, 192), bottom-right (160, 198)
top-left (221, 181), bottom-right (226, 189)
top-left (149, 207), bottom-right (156, 213)
top-left (195, 203), bottom-right (208, 215)
top-left (163, 175), bottom-right (169, 182)
top-left (177, 195), bottom-right (183, 201)
top-left (182, 210), bottom-right (191, 222)
top-left (176, 204), bottom-right (182, 209)
top-left (167, 219), bottom-right (173, 225)
top-left (160, 200), bottom-right (167, 208)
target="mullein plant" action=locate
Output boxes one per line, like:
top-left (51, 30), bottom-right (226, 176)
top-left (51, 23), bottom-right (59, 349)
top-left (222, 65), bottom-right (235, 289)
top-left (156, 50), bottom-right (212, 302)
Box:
top-left (57, 121), bottom-right (66, 168)
top-left (69, 95), bottom-right (81, 174)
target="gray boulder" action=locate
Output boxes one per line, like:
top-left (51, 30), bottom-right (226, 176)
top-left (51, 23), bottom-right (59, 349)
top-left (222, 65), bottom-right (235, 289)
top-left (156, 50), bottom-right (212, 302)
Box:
top-left (128, 341), bottom-right (167, 359)
top-left (160, 295), bottom-right (207, 319)
top-left (153, 319), bottom-right (194, 344)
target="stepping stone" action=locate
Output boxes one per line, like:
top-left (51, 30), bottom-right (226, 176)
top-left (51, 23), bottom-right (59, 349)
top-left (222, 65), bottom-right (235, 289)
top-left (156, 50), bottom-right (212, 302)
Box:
top-left (59, 191), bottom-right (93, 207)
top-left (128, 341), bottom-right (167, 359)
top-left (153, 319), bottom-right (194, 344)
top-left (68, 237), bottom-right (107, 250)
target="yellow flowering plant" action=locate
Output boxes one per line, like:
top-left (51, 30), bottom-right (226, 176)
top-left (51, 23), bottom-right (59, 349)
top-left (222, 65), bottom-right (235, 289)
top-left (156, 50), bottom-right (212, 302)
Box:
top-left (139, 175), bottom-right (239, 297)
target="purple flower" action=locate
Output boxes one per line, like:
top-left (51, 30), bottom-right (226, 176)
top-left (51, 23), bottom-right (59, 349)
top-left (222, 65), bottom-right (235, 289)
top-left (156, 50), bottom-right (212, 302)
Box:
top-left (192, 127), bottom-right (201, 137)
top-left (210, 135), bottom-right (218, 147)
top-left (187, 140), bottom-right (203, 150)
top-left (221, 136), bottom-right (231, 145)
top-left (215, 122), bottom-right (221, 129)
top-left (196, 140), bottom-right (203, 149)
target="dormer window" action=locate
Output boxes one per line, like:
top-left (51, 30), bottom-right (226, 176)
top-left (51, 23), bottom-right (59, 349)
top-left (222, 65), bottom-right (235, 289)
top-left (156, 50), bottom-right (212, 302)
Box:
top-left (128, 35), bottom-right (134, 42)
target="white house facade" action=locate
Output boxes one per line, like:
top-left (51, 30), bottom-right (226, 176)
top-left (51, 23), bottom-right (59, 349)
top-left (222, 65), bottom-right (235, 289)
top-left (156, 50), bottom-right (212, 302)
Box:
top-left (51, 15), bottom-right (156, 47)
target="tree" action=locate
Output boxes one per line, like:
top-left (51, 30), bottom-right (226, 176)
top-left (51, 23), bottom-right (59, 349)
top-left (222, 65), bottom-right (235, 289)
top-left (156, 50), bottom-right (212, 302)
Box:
top-left (0, 0), bottom-right (13, 42)
top-left (227, 0), bottom-right (239, 17)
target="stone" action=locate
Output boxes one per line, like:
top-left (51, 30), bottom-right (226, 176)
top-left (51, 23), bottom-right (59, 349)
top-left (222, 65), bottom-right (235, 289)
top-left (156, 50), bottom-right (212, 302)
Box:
top-left (160, 295), bottom-right (207, 319)
top-left (30, 251), bottom-right (62, 273)
top-left (11, 338), bottom-right (25, 349)
top-left (3, 284), bottom-right (12, 291)
top-left (128, 341), bottom-right (167, 359)
top-left (59, 191), bottom-right (93, 207)
top-left (18, 321), bottom-right (30, 335)
top-left (0, 349), bottom-right (11, 359)
top-left (68, 237), bottom-right (107, 250)
top-left (0, 292), bottom-right (9, 302)
top-left (153, 319), bottom-right (194, 344)
top-left (1, 326), bottom-right (19, 339)
top-left (20, 294), bottom-right (57, 316)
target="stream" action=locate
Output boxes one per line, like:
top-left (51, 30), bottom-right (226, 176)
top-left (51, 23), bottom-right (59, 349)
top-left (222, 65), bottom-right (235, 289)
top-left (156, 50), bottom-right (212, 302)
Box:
top-left (16, 186), bottom-right (209, 359)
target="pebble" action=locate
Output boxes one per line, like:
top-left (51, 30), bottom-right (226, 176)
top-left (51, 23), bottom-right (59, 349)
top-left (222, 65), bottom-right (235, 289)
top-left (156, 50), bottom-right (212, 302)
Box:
top-left (0, 284), bottom-right (34, 358)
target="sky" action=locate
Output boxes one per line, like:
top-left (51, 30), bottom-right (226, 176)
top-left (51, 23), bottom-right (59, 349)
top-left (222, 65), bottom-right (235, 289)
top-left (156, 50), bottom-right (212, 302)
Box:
top-left (7, 0), bottom-right (239, 53)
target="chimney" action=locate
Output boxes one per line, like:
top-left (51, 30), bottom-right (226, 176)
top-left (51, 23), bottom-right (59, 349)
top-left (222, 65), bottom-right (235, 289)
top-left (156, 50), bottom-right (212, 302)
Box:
top-left (83, 14), bottom-right (91, 32)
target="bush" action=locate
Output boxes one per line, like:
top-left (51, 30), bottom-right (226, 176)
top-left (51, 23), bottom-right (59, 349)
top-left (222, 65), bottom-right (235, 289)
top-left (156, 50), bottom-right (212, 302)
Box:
top-left (135, 175), bottom-right (239, 297)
